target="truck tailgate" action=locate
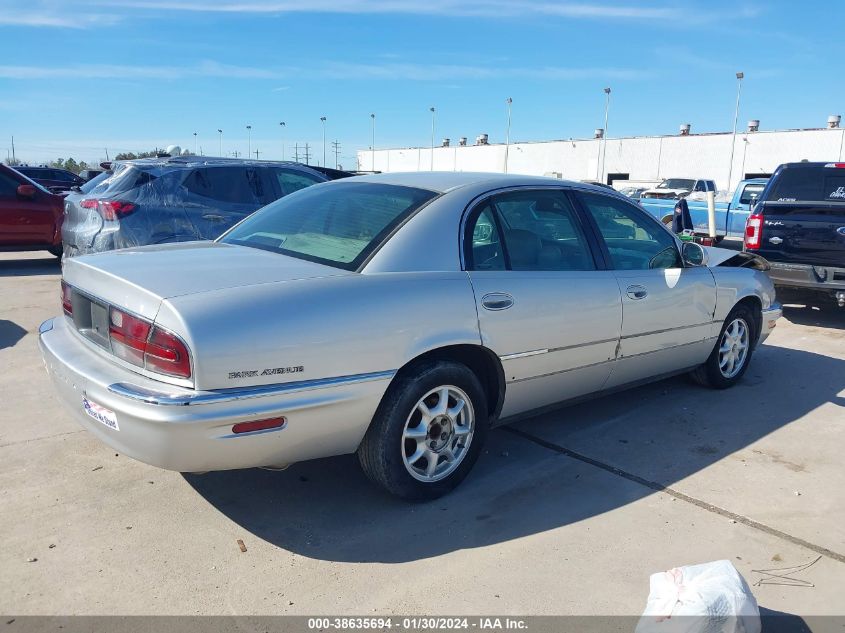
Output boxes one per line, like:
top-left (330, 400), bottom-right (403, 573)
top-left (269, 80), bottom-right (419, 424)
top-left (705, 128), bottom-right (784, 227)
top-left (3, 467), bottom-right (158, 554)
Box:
top-left (756, 201), bottom-right (845, 267)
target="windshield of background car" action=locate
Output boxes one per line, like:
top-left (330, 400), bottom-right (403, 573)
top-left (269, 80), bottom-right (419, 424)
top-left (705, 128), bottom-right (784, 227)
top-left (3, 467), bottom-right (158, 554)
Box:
top-left (657, 179), bottom-right (695, 189)
top-left (766, 167), bottom-right (845, 203)
top-left (220, 182), bottom-right (438, 270)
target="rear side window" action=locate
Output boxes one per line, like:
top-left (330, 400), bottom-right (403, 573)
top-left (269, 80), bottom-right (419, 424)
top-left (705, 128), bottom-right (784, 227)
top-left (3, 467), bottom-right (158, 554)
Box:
top-left (183, 167), bottom-right (264, 204)
top-left (766, 167), bottom-right (845, 202)
top-left (272, 168), bottom-right (324, 195)
top-left (221, 182), bottom-right (437, 270)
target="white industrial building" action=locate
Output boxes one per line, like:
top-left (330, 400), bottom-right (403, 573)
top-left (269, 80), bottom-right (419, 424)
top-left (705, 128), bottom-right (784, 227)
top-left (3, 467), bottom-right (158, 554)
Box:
top-left (357, 116), bottom-right (845, 191)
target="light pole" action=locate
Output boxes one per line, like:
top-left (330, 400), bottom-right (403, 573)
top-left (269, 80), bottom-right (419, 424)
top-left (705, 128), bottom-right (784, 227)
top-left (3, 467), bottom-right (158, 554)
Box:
top-left (246, 125), bottom-right (252, 157)
top-left (320, 117), bottom-right (326, 167)
top-left (217, 129), bottom-right (222, 156)
top-left (504, 97), bottom-right (513, 173)
top-left (370, 113), bottom-right (376, 171)
top-left (193, 132), bottom-right (197, 155)
top-left (726, 71), bottom-right (744, 191)
top-left (279, 122), bottom-right (285, 160)
top-left (429, 107), bottom-right (436, 171)
top-left (599, 87), bottom-right (611, 183)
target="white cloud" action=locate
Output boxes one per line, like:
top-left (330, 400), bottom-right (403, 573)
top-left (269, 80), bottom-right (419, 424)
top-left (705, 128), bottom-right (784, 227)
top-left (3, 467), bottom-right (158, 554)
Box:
top-left (0, 60), bottom-right (650, 82)
top-left (74, 0), bottom-right (698, 20)
top-left (0, 11), bottom-right (120, 27)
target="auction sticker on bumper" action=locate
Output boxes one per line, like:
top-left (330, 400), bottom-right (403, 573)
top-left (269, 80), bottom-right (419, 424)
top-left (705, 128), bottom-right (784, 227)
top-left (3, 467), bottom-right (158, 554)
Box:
top-left (83, 397), bottom-right (119, 431)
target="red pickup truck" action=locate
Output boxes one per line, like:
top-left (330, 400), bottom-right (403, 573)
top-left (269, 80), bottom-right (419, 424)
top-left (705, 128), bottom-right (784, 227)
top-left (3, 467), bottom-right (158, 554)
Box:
top-left (0, 163), bottom-right (64, 258)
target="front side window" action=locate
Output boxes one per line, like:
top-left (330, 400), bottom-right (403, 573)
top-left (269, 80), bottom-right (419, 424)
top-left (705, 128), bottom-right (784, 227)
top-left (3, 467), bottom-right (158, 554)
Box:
top-left (579, 192), bottom-right (680, 270)
top-left (221, 182), bottom-right (437, 270)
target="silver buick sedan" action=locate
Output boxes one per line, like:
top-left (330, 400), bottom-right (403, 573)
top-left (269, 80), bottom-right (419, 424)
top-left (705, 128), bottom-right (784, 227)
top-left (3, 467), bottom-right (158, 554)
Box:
top-left (39, 172), bottom-right (782, 499)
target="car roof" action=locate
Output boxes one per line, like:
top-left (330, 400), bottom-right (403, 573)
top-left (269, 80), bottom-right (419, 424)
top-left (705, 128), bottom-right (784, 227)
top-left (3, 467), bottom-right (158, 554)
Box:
top-left (339, 171), bottom-right (621, 195)
top-left (116, 156), bottom-right (327, 178)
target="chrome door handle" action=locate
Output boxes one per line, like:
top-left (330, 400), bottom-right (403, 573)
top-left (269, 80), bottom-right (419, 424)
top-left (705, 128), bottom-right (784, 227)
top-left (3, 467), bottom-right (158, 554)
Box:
top-left (481, 293), bottom-right (514, 311)
top-left (626, 285), bottom-right (648, 300)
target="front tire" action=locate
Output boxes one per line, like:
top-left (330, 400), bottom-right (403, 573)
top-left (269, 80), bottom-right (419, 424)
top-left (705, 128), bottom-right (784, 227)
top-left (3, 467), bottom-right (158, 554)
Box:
top-left (358, 361), bottom-right (488, 500)
top-left (691, 304), bottom-right (756, 389)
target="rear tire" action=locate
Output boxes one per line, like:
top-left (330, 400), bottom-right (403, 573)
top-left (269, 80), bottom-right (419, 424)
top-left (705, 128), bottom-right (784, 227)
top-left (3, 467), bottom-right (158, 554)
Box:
top-left (691, 304), bottom-right (757, 389)
top-left (358, 361), bottom-right (488, 500)
top-left (48, 246), bottom-right (62, 258)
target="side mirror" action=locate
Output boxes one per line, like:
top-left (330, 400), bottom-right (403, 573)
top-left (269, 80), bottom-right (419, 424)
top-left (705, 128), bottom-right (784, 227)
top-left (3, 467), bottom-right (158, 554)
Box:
top-left (16, 184), bottom-right (37, 200)
top-left (682, 241), bottom-right (708, 267)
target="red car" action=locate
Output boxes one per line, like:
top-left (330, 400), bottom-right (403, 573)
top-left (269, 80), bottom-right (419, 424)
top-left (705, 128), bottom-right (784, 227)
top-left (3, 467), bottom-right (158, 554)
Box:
top-left (0, 164), bottom-right (64, 257)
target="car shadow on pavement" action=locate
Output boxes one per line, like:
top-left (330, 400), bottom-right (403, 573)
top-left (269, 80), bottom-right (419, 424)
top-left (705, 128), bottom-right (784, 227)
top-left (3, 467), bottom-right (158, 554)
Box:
top-left (0, 255), bottom-right (60, 277)
top-left (0, 319), bottom-right (28, 349)
top-left (781, 302), bottom-right (844, 330)
top-left (184, 344), bottom-right (845, 564)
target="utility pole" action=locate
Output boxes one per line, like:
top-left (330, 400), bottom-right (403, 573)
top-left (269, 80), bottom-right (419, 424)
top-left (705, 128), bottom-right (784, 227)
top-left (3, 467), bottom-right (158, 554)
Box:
top-left (331, 140), bottom-right (341, 169)
top-left (104, 147), bottom-right (109, 161)
top-left (231, 150), bottom-right (241, 158)
top-left (254, 149), bottom-right (261, 159)
top-left (10, 136), bottom-right (15, 164)
top-left (294, 143), bottom-right (300, 162)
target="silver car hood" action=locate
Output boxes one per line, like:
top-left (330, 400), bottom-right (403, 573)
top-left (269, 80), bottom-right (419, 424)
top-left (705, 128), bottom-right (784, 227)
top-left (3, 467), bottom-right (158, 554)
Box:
top-left (62, 241), bottom-right (351, 320)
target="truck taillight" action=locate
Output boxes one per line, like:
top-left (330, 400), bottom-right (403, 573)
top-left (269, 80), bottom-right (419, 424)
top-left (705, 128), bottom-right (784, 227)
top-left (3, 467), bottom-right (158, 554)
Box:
top-left (61, 280), bottom-right (72, 315)
top-left (108, 307), bottom-right (191, 379)
top-left (81, 199), bottom-right (136, 221)
top-left (744, 213), bottom-right (763, 250)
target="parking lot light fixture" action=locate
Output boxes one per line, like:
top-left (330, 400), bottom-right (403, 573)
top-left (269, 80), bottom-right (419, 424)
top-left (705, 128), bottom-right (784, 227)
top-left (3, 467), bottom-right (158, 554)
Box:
top-left (430, 107), bottom-right (436, 171)
top-left (279, 122), bottom-right (286, 160)
top-left (193, 132), bottom-right (197, 155)
top-left (320, 117), bottom-right (327, 167)
top-left (599, 88), bottom-right (611, 183)
top-left (246, 125), bottom-right (252, 157)
top-left (727, 72), bottom-right (745, 191)
top-left (370, 113), bottom-right (376, 171)
top-left (217, 129), bottom-right (223, 156)
top-left (504, 97), bottom-right (513, 174)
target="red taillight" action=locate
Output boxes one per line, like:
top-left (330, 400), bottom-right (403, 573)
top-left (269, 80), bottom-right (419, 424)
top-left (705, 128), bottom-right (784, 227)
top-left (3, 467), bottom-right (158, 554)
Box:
top-left (144, 326), bottom-right (191, 378)
top-left (108, 307), bottom-right (191, 379)
top-left (231, 418), bottom-right (286, 435)
top-left (81, 199), bottom-right (136, 221)
top-left (745, 213), bottom-right (763, 250)
top-left (824, 163), bottom-right (845, 169)
top-left (61, 280), bottom-right (72, 315)
top-left (109, 307), bottom-right (152, 366)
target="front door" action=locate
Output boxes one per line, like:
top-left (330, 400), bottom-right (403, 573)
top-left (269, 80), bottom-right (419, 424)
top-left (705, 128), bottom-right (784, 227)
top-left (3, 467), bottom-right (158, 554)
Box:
top-left (464, 188), bottom-right (622, 419)
top-left (576, 191), bottom-right (717, 389)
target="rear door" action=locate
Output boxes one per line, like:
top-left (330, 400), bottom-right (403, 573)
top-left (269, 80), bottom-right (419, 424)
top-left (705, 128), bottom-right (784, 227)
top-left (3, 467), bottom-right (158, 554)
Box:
top-left (181, 166), bottom-right (266, 239)
top-left (755, 165), bottom-right (845, 267)
top-left (464, 188), bottom-right (622, 418)
top-left (575, 191), bottom-right (717, 388)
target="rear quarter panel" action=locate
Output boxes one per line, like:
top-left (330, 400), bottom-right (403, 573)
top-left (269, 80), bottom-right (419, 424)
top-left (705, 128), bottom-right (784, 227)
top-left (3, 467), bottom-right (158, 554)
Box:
top-left (709, 266), bottom-right (775, 326)
top-left (156, 271), bottom-right (482, 391)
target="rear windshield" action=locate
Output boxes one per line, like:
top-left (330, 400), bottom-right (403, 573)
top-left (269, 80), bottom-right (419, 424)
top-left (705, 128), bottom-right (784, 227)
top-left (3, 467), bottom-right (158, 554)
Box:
top-left (739, 183), bottom-right (765, 205)
top-left (80, 171), bottom-right (110, 194)
top-left (88, 164), bottom-right (158, 196)
top-left (220, 181), bottom-right (438, 270)
top-left (766, 167), bottom-right (845, 203)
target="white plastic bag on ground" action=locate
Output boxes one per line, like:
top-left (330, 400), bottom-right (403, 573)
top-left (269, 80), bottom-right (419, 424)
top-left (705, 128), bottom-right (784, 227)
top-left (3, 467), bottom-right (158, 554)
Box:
top-left (635, 560), bottom-right (761, 633)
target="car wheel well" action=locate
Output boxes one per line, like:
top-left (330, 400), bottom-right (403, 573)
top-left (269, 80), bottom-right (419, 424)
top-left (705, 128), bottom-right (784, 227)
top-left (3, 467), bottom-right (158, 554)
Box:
top-left (734, 296), bottom-right (762, 344)
top-left (395, 345), bottom-right (505, 420)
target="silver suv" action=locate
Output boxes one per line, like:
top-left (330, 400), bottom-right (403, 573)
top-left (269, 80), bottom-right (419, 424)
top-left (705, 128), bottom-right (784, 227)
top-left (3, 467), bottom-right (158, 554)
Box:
top-left (61, 156), bottom-right (327, 257)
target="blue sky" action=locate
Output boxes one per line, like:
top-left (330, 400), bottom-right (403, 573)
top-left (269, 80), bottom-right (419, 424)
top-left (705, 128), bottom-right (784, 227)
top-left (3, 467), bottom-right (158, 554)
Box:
top-left (0, 1), bottom-right (841, 167)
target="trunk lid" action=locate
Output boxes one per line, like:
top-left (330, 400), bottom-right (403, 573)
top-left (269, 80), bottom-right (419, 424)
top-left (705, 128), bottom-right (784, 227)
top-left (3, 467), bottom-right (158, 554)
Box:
top-left (62, 241), bottom-right (352, 320)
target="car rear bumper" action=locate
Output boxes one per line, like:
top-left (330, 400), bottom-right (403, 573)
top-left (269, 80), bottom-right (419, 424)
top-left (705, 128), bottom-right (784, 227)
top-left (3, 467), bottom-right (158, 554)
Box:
top-left (38, 317), bottom-right (393, 472)
top-left (767, 262), bottom-right (845, 292)
top-left (758, 303), bottom-right (782, 346)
